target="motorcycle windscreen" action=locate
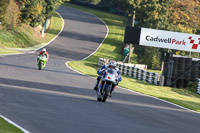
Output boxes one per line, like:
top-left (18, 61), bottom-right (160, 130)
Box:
top-left (107, 68), bottom-right (117, 75)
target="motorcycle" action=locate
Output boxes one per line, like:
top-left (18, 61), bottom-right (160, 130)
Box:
top-left (96, 68), bottom-right (119, 102)
top-left (37, 54), bottom-right (47, 70)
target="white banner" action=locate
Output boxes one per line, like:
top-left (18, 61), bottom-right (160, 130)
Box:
top-left (140, 28), bottom-right (200, 53)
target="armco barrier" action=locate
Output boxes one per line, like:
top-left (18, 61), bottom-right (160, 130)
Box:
top-left (41, 19), bottom-right (49, 36)
top-left (98, 58), bottom-right (159, 85)
top-left (196, 79), bottom-right (200, 94)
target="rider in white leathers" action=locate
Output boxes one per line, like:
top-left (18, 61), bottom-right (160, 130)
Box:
top-left (94, 60), bottom-right (122, 96)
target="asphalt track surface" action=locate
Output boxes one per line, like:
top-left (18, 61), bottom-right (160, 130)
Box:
top-left (0, 6), bottom-right (200, 133)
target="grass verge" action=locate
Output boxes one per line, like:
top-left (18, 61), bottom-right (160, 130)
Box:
top-left (65, 3), bottom-right (200, 112)
top-left (0, 117), bottom-right (23, 133)
top-left (0, 11), bottom-right (63, 54)
top-left (0, 12), bottom-right (63, 132)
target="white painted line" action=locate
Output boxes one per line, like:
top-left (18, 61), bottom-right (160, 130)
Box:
top-left (0, 11), bottom-right (65, 131)
top-left (67, 60), bottom-right (200, 114)
top-left (29, 12), bottom-right (65, 54)
top-left (66, 6), bottom-right (109, 61)
top-left (0, 115), bottom-right (30, 133)
top-left (66, 61), bottom-right (85, 76)
top-left (0, 11), bottom-right (65, 56)
top-left (65, 7), bottom-right (200, 115)
top-left (117, 86), bottom-right (200, 114)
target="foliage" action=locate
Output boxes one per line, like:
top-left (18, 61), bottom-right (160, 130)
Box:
top-left (168, 0), bottom-right (200, 33)
top-left (188, 81), bottom-right (197, 93)
top-left (135, 0), bottom-right (172, 29)
top-left (0, 0), bottom-right (9, 27)
top-left (91, 0), bottom-right (200, 69)
top-left (17, 0), bottom-right (64, 27)
top-left (44, 0), bottom-right (64, 18)
top-left (98, 0), bottom-right (134, 11)
top-left (81, 0), bottom-right (101, 5)
top-left (5, 0), bottom-right (21, 29)
top-left (133, 0), bottom-right (200, 69)
top-left (18, 0), bottom-right (43, 27)
top-left (66, 3), bottom-right (200, 112)
top-left (0, 11), bottom-right (63, 50)
top-left (133, 0), bottom-right (172, 69)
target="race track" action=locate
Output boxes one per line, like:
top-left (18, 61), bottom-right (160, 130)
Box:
top-left (0, 6), bottom-right (200, 133)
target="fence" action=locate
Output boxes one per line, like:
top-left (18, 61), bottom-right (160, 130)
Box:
top-left (196, 79), bottom-right (200, 94)
top-left (98, 58), bottom-right (160, 85)
top-left (41, 19), bottom-right (49, 36)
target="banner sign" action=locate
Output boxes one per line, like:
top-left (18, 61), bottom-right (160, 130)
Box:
top-left (140, 28), bottom-right (200, 53)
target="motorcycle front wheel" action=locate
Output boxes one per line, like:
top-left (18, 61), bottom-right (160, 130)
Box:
top-left (102, 87), bottom-right (109, 102)
top-left (38, 62), bottom-right (42, 70)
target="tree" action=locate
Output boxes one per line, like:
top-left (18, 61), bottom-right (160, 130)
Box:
top-left (98, 0), bottom-right (135, 11)
top-left (0, 0), bottom-right (9, 27)
top-left (18, 0), bottom-right (44, 27)
top-left (17, 0), bottom-right (64, 27)
top-left (168, 0), bottom-right (200, 33)
top-left (82, 0), bottom-right (101, 5)
top-left (135, 0), bottom-right (172, 30)
top-left (44, 0), bottom-right (64, 18)
top-left (5, 0), bottom-right (21, 29)
top-left (133, 0), bottom-right (172, 69)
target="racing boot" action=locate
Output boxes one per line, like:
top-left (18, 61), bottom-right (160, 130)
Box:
top-left (93, 83), bottom-right (98, 90)
top-left (109, 91), bottom-right (113, 97)
top-left (109, 87), bottom-right (115, 97)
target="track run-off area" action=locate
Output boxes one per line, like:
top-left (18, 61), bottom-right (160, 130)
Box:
top-left (0, 6), bottom-right (200, 133)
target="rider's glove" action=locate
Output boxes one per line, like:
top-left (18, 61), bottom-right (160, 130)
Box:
top-left (100, 69), bottom-right (105, 74)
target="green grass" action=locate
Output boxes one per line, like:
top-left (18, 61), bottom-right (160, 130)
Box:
top-left (0, 12), bottom-right (63, 54)
top-left (45, 12), bottom-right (63, 42)
top-left (147, 69), bottom-right (162, 74)
top-left (65, 3), bottom-right (129, 75)
top-left (0, 12), bottom-right (63, 132)
top-left (0, 117), bottom-right (23, 133)
top-left (66, 3), bottom-right (200, 112)
top-left (0, 48), bottom-right (21, 54)
top-left (0, 29), bottom-right (38, 48)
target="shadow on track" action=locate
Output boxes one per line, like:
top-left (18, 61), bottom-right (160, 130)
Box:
top-left (0, 62), bottom-right (86, 77)
top-left (0, 76), bottom-right (194, 114)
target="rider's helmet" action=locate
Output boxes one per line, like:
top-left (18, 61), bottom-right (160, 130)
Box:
top-left (42, 48), bottom-right (46, 53)
top-left (108, 60), bottom-right (117, 69)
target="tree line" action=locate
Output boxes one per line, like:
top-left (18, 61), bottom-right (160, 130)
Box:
top-left (0, 0), bottom-right (64, 29)
top-left (81, 0), bottom-right (200, 69)
top-left (1, 0), bottom-right (200, 69)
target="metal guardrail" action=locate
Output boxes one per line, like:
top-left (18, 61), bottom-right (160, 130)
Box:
top-left (41, 19), bottom-right (49, 36)
top-left (98, 58), bottom-right (159, 85)
top-left (196, 79), bottom-right (200, 94)
top-left (123, 53), bottom-right (129, 63)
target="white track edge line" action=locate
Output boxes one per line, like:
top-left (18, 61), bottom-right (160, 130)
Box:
top-left (30, 12), bottom-right (65, 53)
top-left (0, 115), bottom-right (30, 133)
top-left (0, 12), bottom-right (65, 56)
top-left (66, 61), bottom-right (200, 114)
top-left (66, 6), bottom-right (109, 61)
top-left (0, 12), bottom-right (65, 132)
top-left (65, 6), bottom-right (200, 115)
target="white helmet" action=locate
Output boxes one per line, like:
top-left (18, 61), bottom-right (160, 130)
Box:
top-left (109, 60), bottom-right (117, 68)
top-left (42, 48), bottom-right (46, 52)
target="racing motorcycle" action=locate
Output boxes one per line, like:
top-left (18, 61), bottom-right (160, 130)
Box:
top-left (96, 68), bottom-right (119, 102)
top-left (37, 54), bottom-right (47, 70)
